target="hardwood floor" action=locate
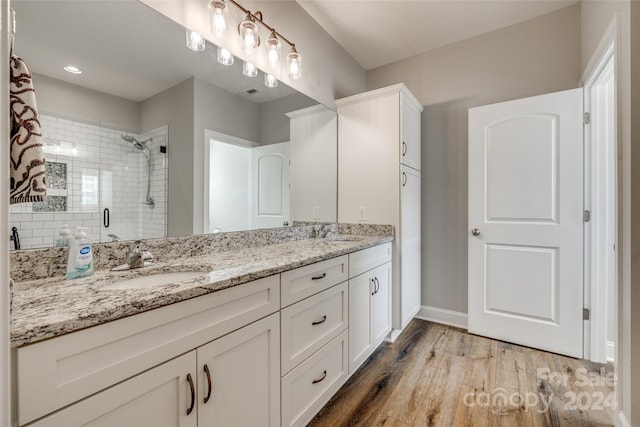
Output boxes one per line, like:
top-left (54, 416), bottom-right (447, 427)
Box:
top-left (309, 319), bottom-right (615, 427)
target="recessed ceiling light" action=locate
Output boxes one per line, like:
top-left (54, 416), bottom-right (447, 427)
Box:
top-left (64, 65), bottom-right (82, 74)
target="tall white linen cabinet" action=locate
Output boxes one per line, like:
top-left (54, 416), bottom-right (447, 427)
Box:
top-left (337, 84), bottom-right (423, 337)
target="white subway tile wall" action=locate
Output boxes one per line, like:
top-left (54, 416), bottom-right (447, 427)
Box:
top-left (9, 115), bottom-right (168, 250)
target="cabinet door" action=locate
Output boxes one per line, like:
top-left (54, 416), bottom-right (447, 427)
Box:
top-left (401, 97), bottom-right (421, 171)
top-left (401, 166), bottom-right (422, 329)
top-left (30, 352), bottom-right (197, 427)
top-left (371, 262), bottom-right (392, 347)
top-left (348, 273), bottom-right (373, 374)
top-left (197, 313), bottom-right (280, 427)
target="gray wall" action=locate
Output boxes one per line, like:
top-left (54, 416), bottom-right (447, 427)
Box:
top-left (33, 73), bottom-right (140, 131)
top-left (259, 93), bottom-right (317, 145)
top-left (367, 5), bottom-right (582, 314)
top-left (140, 78), bottom-right (195, 238)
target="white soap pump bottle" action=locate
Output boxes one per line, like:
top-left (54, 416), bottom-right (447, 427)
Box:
top-left (66, 227), bottom-right (95, 280)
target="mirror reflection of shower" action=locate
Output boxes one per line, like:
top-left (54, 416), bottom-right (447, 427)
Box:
top-left (121, 135), bottom-right (155, 208)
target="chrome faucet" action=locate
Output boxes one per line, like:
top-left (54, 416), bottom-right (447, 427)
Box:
top-left (127, 240), bottom-right (153, 269)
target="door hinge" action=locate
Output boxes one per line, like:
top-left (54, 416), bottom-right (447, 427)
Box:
top-left (583, 308), bottom-right (590, 320)
top-left (584, 112), bottom-right (591, 125)
top-left (584, 210), bottom-right (591, 222)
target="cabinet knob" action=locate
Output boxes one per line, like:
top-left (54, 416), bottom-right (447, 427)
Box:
top-left (471, 228), bottom-right (481, 237)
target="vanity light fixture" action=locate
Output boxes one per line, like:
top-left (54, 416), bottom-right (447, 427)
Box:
top-left (264, 73), bottom-right (278, 88)
top-left (217, 47), bottom-right (234, 66)
top-left (243, 61), bottom-right (258, 77)
top-left (63, 65), bottom-right (82, 74)
top-left (206, 0), bottom-right (301, 79)
top-left (186, 29), bottom-right (206, 51)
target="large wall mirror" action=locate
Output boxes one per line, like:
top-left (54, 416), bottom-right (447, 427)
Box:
top-left (9, 0), bottom-right (337, 250)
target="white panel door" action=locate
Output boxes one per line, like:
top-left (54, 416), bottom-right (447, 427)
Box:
top-left (400, 166), bottom-right (421, 329)
top-left (31, 352), bottom-right (197, 427)
top-left (251, 142), bottom-right (290, 229)
top-left (197, 313), bottom-right (280, 427)
top-left (468, 88), bottom-right (584, 358)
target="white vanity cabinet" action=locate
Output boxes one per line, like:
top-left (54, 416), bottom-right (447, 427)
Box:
top-left (16, 276), bottom-right (280, 426)
top-left (280, 257), bottom-right (350, 427)
top-left (348, 243), bottom-right (392, 374)
top-left (337, 84), bottom-right (423, 335)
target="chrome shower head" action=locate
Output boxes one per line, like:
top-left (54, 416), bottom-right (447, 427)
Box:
top-left (120, 135), bottom-right (151, 151)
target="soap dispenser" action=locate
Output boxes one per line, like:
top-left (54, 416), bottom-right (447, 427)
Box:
top-left (66, 227), bottom-right (95, 280)
top-left (55, 224), bottom-right (71, 247)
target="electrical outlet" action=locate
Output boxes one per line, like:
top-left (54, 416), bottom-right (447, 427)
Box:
top-left (313, 206), bottom-right (320, 220)
top-left (358, 206), bottom-right (366, 221)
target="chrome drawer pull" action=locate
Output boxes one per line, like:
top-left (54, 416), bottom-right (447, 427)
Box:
top-left (311, 273), bottom-right (327, 280)
top-left (312, 370), bottom-right (327, 384)
top-left (312, 315), bottom-right (327, 326)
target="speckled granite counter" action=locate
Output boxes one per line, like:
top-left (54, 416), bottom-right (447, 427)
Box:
top-left (11, 234), bottom-right (392, 348)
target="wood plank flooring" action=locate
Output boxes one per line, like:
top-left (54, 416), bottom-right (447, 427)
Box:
top-left (309, 320), bottom-right (615, 427)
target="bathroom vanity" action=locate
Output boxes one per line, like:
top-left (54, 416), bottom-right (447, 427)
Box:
top-left (11, 228), bottom-right (393, 427)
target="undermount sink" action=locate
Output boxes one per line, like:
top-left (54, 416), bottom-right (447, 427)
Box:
top-left (323, 236), bottom-right (363, 243)
top-left (103, 271), bottom-right (207, 290)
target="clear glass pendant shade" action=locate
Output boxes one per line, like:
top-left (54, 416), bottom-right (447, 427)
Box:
top-left (287, 47), bottom-right (302, 79)
top-left (186, 30), bottom-right (205, 52)
top-left (264, 73), bottom-right (278, 88)
top-left (265, 30), bottom-right (282, 69)
top-left (238, 13), bottom-right (260, 54)
top-left (209, 0), bottom-right (227, 37)
top-left (243, 61), bottom-right (258, 77)
top-left (217, 47), bottom-right (234, 66)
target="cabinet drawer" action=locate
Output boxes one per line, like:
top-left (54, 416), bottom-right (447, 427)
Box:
top-left (281, 282), bottom-right (348, 375)
top-left (16, 275), bottom-right (280, 426)
top-left (281, 255), bottom-right (348, 307)
top-left (281, 330), bottom-right (349, 427)
top-left (349, 243), bottom-right (392, 278)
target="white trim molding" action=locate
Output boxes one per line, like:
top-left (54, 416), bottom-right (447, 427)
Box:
top-left (416, 305), bottom-right (468, 330)
top-left (615, 410), bottom-right (630, 427)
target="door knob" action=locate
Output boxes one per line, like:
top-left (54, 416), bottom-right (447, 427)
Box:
top-left (471, 228), bottom-right (481, 237)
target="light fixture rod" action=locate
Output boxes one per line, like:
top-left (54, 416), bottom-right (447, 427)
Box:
top-left (225, 0), bottom-right (296, 48)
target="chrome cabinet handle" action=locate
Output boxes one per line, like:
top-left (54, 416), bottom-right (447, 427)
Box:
top-left (186, 373), bottom-right (195, 415)
top-left (471, 228), bottom-right (481, 237)
top-left (312, 370), bottom-right (327, 384)
top-left (402, 141), bottom-right (407, 156)
top-left (203, 364), bottom-right (212, 404)
top-left (402, 172), bottom-right (407, 187)
top-left (312, 315), bottom-right (327, 326)
top-left (374, 277), bottom-right (380, 294)
top-left (311, 273), bottom-right (327, 280)
top-left (371, 278), bottom-right (376, 296)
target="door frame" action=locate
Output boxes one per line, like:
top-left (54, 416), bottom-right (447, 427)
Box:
top-left (202, 129), bottom-right (258, 233)
top-left (581, 20), bottom-right (618, 363)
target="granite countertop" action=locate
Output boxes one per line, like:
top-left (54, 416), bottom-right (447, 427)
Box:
top-left (11, 235), bottom-right (392, 348)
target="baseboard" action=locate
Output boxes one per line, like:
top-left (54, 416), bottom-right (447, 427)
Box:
top-left (415, 305), bottom-right (468, 330)
top-left (606, 340), bottom-right (615, 363)
top-left (615, 410), bottom-right (630, 427)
